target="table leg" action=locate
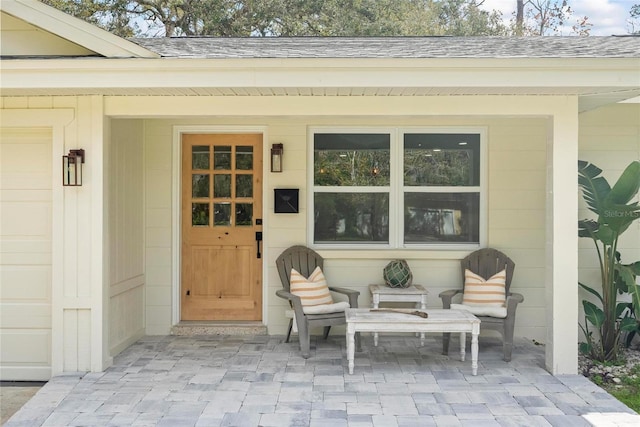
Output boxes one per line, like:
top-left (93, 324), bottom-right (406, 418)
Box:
top-left (347, 329), bottom-right (355, 375)
top-left (417, 298), bottom-right (427, 346)
top-left (471, 331), bottom-right (478, 376)
top-left (459, 332), bottom-right (466, 362)
top-left (372, 296), bottom-right (379, 347)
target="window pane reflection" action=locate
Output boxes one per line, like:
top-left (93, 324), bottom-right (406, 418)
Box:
top-left (214, 174), bottom-right (231, 198)
top-left (236, 175), bottom-right (253, 198)
top-left (192, 203), bottom-right (209, 226)
top-left (214, 146), bottom-right (231, 170)
top-left (314, 193), bottom-right (389, 243)
top-left (404, 134), bottom-right (480, 186)
top-left (192, 146), bottom-right (210, 170)
top-left (314, 134), bottom-right (390, 186)
top-left (236, 203), bottom-right (253, 226)
top-left (236, 146), bottom-right (253, 170)
top-left (214, 203), bottom-right (231, 226)
top-left (404, 193), bottom-right (479, 243)
top-left (192, 174), bottom-right (209, 198)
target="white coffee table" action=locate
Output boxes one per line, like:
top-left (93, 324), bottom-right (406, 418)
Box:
top-left (345, 308), bottom-right (480, 375)
top-left (369, 284), bottom-right (428, 345)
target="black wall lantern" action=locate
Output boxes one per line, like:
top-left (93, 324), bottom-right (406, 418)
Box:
top-left (62, 149), bottom-right (85, 186)
top-left (271, 143), bottom-right (283, 172)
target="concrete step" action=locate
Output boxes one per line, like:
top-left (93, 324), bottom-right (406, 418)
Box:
top-left (171, 321), bottom-right (267, 336)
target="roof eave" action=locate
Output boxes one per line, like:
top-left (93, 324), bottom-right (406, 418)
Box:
top-left (0, 0), bottom-right (159, 58)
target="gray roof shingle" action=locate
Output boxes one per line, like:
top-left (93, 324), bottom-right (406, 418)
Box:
top-left (131, 36), bottom-right (640, 59)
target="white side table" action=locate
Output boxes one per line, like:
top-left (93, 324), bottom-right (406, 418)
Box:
top-left (369, 284), bottom-right (429, 345)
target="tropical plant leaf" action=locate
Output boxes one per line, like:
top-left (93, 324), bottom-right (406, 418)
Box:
top-left (583, 300), bottom-right (605, 328)
top-left (579, 282), bottom-right (603, 303)
top-left (616, 264), bottom-right (637, 293)
top-left (578, 160), bottom-right (611, 216)
top-left (606, 161), bottom-right (640, 205)
top-left (594, 225), bottom-right (615, 246)
top-left (619, 316), bottom-right (638, 332)
top-left (578, 219), bottom-right (598, 239)
top-left (629, 282), bottom-right (640, 318)
top-left (600, 203), bottom-right (640, 236)
top-left (616, 302), bottom-right (631, 318)
top-left (579, 341), bottom-right (592, 355)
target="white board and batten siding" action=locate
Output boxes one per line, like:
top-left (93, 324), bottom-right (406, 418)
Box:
top-left (108, 119), bottom-right (145, 356)
top-left (0, 127), bottom-right (53, 381)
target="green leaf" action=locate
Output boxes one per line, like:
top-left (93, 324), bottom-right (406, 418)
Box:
top-left (606, 161), bottom-right (640, 205)
top-left (583, 300), bottom-right (605, 328)
top-left (579, 282), bottom-right (603, 303)
top-left (619, 317), bottom-right (638, 332)
top-left (579, 341), bottom-right (592, 354)
top-left (616, 302), bottom-right (631, 318)
top-left (594, 225), bottom-right (616, 245)
top-left (578, 219), bottom-right (598, 239)
top-left (629, 262), bottom-right (640, 275)
top-left (629, 283), bottom-right (640, 318)
top-left (578, 160), bottom-right (611, 216)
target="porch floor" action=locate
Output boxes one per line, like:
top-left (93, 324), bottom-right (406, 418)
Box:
top-left (5, 334), bottom-right (639, 426)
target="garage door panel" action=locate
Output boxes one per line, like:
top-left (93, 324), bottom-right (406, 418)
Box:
top-left (0, 252), bottom-right (52, 265)
top-left (0, 304), bottom-right (51, 329)
top-left (0, 330), bottom-right (51, 363)
top-left (1, 201), bottom-right (52, 237)
top-left (0, 127), bottom-right (52, 381)
top-left (0, 189), bottom-right (52, 202)
top-left (0, 131), bottom-right (52, 190)
top-left (0, 266), bottom-right (51, 300)
top-left (0, 239), bottom-right (51, 254)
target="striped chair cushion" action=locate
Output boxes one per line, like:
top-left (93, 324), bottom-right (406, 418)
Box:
top-left (290, 266), bottom-right (334, 306)
top-left (462, 269), bottom-right (506, 308)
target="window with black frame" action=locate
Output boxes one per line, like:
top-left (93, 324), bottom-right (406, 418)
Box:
top-left (403, 133), bottom-right (481, 245)
top-left (311, 129), bottom-right (483, 248)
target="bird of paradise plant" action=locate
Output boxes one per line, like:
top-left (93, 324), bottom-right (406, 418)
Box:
top-left (578, 160), bottom-right (640, 362)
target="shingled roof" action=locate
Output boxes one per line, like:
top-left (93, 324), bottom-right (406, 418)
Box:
top-left (132, 36), bottom-right (640, 59)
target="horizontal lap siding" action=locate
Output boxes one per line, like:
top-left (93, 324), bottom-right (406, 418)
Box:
top-left (141, 116), bottom-right (550, 342)
top-left (578, 104), bottom-right (640, 320)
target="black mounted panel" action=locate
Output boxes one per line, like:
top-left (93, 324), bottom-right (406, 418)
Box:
top-left (274, 188), bottom-right (299, 214)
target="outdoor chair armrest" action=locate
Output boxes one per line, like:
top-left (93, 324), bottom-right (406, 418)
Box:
top-left (439, 289), bottom-right (462, 308)
top-left (328, 287), bottom-right (360, 308)
top-left (276, 289), bottom-right (305, 315)
top-left (506, 292), bottom-right (524, 316)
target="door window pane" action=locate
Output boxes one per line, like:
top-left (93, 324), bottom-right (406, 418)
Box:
top-left (236, 146), bottom-right (253, 170)
top-left (236, 203), bottom-right (253, 226)
top-left (404, 193), bottom-right (479, 243)
top-left (404, 134), bottom-right (480, 186)
top-left (192, 174), bottom-right (209, 198)
top-left (314, 193), bottom-right (389, 243)
top-left (314, 134), bottom-right (390, 186)
top-left (236, 174), bottom-right (253, 198)
top-left (192, 146), bottom-right (210, 170)
top-left (192, 203), bottom-right (209, 226)
top-left (214, 146), bottom-right (231, 170)
top-left (214, 174), bottom-right (231, 198)
top-left (214, 203), bottom-right (231, 226)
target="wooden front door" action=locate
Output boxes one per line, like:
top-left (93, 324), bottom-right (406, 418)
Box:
top-left (181, 134), bottom-right (263, 321)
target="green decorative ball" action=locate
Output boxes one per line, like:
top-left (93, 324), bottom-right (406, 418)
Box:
top-left (383, 259), bottom-right (413, 288)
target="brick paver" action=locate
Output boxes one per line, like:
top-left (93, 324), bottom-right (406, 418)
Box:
top-left (4, 335), bottom-right (639, 426)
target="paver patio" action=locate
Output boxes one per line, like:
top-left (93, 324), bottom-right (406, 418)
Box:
top-left (4, 334), bottom-right (639, 426)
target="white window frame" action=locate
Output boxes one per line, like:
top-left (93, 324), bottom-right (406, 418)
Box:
top-left (307, 126), bottom-right (487, 251)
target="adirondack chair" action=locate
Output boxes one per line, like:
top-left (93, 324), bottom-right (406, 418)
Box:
top-left (275, 245), bottom-right (360, 358)
top-left (439, 248), bottom-right (524, 361)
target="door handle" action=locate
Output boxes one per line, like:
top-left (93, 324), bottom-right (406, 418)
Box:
top-left (255, 231), bottom-right (262, 259)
